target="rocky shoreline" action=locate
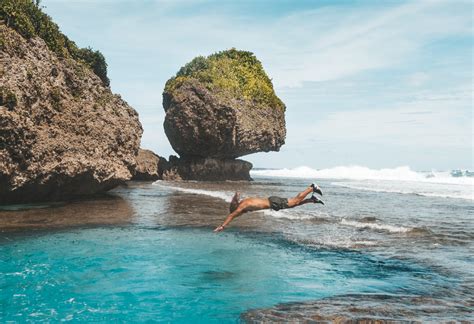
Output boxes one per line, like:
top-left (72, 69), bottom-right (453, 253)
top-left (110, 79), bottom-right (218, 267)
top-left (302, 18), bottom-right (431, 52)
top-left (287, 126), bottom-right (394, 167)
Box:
top-left (241, 294), bottom-right (473, 323)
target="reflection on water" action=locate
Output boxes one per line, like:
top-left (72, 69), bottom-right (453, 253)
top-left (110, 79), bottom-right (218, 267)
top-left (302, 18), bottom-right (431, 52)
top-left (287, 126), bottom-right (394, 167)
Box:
top-left (0, 195), bottom-right (134, 232)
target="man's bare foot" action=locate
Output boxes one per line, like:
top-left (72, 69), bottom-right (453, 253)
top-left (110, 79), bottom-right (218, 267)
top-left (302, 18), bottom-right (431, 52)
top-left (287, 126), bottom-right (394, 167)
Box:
top-left (214, 225), bottom-right (225, 232)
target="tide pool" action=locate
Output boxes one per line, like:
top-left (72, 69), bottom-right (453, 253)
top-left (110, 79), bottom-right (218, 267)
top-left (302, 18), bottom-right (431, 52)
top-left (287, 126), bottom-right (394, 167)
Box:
top-left (1, 226), bottom-right (446, 323)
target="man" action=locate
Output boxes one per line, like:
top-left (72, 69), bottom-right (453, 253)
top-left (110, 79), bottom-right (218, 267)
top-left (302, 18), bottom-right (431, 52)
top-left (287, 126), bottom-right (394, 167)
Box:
top-left (214, 184), bottom-right (324, 232)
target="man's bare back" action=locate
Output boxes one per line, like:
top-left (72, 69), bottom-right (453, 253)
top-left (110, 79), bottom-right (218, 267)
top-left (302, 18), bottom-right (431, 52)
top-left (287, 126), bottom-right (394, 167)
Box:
top-left (214, 184), bottom-right (324, 232)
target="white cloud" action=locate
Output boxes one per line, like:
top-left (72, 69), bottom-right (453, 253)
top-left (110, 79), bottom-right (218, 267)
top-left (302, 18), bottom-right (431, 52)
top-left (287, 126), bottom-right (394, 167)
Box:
top-left (312, 97), bottom-right (472, 149)
top-left (407, 72), bottom-right (430, 87)
top-left (46, 0), bottom-right (472, 88)
top-left (266, 1), bottom-right (471, 87)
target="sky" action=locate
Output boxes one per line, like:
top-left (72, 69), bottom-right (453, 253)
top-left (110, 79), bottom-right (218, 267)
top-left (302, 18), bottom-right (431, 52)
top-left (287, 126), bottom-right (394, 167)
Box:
top-left (42, 0), bottom-right (473, 170)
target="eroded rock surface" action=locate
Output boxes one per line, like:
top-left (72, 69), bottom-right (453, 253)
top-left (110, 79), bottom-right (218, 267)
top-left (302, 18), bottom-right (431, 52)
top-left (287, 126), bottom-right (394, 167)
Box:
top-left (241, 294), bottom-right (473, 323)
top-left (163, 79), bottom-right (285, 159)
top-left (162, 155), bottom-right (252, 181)
top-left (133, 149), bottom-right (168, 181)
top-left (0, 23), bottom-right (142, 204)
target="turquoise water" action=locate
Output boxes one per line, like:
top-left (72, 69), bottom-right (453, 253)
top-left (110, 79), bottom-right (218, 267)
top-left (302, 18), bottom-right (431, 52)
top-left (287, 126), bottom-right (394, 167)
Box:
top-left (1, 178), bottom-right (472, 322)
top-left (1, 226), bottom-right (442, 322)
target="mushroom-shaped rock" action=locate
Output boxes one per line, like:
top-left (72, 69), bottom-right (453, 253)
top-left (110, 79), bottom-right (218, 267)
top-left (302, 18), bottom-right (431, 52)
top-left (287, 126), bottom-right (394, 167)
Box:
top-left (163, 49), bottom-right (286, 159)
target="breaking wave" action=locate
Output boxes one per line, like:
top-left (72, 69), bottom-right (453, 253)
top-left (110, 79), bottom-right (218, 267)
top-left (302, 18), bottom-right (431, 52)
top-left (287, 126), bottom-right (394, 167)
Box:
top-left (252, 166), bottom-right (473, 200)
top-left (340, 219), bottom-right (431, 235)
top-left (251, 166), bottom-right (473, 185)
top-left (331, 182), bottom-right (473, 200)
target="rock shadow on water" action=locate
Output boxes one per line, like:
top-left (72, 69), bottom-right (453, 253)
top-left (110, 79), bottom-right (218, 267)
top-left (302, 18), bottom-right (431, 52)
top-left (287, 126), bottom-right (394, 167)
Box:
top-left (0, 194), bottom-right (134, 232)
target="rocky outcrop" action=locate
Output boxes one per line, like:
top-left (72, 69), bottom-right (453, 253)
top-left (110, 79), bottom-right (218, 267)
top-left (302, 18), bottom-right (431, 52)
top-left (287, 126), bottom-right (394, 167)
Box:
top-left (162, 49), bottom-right (286, 180)
top-left (241, 294), bottom-right (472, 323)
top-left (0, 23), bottom-right (142, 204)
top-left (163, 79), bottom-right (286, 159)
top-left (162, 156), bottom-right (252, 181)
top-left (133, 149), bottom-right (168, 181)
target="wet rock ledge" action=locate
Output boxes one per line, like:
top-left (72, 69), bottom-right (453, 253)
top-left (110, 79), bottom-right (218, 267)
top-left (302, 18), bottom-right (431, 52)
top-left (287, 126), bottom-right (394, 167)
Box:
top-left (241, 294), bottom-right (473, 323)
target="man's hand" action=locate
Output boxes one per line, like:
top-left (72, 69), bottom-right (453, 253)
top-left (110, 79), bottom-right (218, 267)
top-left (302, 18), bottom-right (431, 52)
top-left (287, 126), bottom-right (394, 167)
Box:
top-left (214, 225), bottom-right (225, 232)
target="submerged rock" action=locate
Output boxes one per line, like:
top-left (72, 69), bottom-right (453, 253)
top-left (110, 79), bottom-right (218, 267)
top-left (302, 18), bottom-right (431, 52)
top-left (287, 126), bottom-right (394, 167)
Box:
top-left (133, 149), bottom-right (168, 181)
top-left (161, 49), bottom-right (285, 181)
top-left (0, 23), bottom-right (142, 204)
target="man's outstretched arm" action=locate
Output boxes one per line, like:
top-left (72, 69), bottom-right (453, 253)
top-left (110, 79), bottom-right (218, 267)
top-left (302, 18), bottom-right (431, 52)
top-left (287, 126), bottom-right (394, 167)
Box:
top-left (214, 207), bottom-right (245, 232)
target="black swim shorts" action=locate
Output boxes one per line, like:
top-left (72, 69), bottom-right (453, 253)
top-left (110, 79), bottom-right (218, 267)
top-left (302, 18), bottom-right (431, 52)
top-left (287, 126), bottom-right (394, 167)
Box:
top-left (268, 196), bottom-right (289, 211)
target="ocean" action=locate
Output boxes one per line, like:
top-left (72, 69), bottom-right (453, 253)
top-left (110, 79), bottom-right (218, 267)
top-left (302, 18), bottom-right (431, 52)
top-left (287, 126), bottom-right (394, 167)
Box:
top-left (1, 166), bottom-right (473, 322)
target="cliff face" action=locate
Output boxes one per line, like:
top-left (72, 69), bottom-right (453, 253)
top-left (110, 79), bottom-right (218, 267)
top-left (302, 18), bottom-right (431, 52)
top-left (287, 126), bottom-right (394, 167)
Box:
top-left (0, 23), bottom-right (143, 203)
top-left (162, 49), bottom-right (286, 180)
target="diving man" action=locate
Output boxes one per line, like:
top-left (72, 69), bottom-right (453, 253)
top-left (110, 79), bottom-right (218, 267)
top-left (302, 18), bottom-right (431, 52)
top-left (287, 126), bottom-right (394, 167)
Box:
top-left (214, 184), bottom-right (324, 232)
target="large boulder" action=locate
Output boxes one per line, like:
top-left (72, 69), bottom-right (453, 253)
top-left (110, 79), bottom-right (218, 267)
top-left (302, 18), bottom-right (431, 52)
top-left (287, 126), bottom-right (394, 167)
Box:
top-left (0, 21), bottom-right (142, 204)
top-left (163, 49), bottom-right (286, 160)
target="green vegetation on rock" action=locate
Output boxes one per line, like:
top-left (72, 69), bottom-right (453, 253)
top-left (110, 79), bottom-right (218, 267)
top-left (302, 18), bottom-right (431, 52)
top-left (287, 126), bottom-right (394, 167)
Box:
top-left (0, 0), bottom-right (109, 86)
top-left (165, 48), bottom-right (285, 110)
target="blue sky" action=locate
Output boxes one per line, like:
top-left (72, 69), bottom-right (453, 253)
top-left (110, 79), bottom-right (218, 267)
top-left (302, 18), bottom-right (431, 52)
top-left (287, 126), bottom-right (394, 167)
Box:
top-left (42, 0), bottom-right (472, 170)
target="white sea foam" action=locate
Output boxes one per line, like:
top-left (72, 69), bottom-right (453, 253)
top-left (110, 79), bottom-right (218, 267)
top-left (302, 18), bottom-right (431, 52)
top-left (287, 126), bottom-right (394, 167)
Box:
top-left (331, 182), bottom-right (473, 200)
top-left (251, 165), bottom-right (473, 200)
top-left (251, 165), bottom-right (472, 184)
top-left (340, 219), bottom-right (411, 233)
top-left (153, 182), bottom-right (233, 202)
top-left (287, 231), bottom-right (379, 249)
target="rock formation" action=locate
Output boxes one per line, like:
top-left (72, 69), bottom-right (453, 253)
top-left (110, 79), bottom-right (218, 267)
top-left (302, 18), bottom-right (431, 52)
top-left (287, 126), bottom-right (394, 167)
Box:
top-left (162, 49), bottom-right (286, 180)
top-left (0, 14), bottom-right (142, 203)
top-left (241, 294), bottom-right (472, 323)
top-left (133, 149), bottom-right (168, 181)
top-left (162, 156), bottom-right (252, 181)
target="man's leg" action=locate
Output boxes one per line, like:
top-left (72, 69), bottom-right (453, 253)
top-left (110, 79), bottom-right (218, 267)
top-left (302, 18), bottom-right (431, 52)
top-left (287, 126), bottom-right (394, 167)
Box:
top-left (290, 196), bottom-right (324, 208)
top-left (287, 186), bottom-right (313, 207)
